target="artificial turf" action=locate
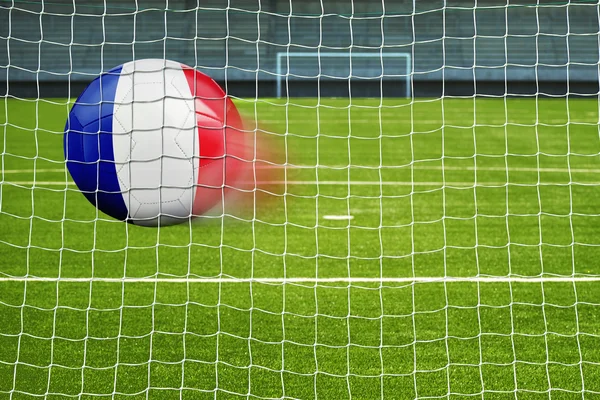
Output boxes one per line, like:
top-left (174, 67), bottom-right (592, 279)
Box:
top-left (0, 96), bottom-right (599, 399)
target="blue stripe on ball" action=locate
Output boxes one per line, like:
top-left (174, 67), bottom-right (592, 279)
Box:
top-left (64, 65), bottom-right (130, 222)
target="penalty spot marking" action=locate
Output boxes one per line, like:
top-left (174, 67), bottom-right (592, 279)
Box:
top-left (0, 276), bottom-right (599, 284)
top-left (323, 215), bottom-right (354, 220)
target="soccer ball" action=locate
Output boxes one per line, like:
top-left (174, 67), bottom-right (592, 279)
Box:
top-left (64, 59), bottom-right (249, 227)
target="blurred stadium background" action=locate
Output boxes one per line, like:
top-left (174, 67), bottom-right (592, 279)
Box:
top-left (1, 1), bottom-right (600, 399)
top-left (3, 0), bottom-right (599, 98)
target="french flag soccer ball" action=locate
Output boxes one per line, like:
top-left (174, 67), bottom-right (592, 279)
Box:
top-left (64, 59), bottom-right (249, 227)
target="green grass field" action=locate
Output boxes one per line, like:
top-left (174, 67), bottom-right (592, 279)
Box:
top-left (1, 96), bottom-right (600, 399)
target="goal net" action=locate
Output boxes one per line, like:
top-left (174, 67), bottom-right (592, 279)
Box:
top-left (1, 0), bottom-right (600, 398)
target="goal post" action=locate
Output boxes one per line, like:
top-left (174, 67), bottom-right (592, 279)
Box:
top-left (275, 52), bottom-right (412, 99)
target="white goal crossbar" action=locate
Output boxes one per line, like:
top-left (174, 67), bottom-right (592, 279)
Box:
top-left (275, 52), bottom-right (412, 98)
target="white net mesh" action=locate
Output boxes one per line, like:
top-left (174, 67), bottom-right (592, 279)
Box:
top-left (1, 0), bottom-right (600, 398)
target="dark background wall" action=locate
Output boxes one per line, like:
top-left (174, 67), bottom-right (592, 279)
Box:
top-left (1, 0), bottom-right (599, 98)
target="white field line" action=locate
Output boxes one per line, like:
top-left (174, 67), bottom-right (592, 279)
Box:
top-left (414, 165), bottom-right (600, 173)
top-left (0, 181), bottom-right (521, 187)
top-left (266, 180), bottom-right (591, 186)
top-left (2, 165), bottom-right (600, 174)
top-left (4, 180), bottom-right (600, 187)
top-left (275, 165), bottom-right (600, 174)
top-left (0, 276), bottom-right (599, 284)
top-left (5, 181), bottom-right (76, 186)
top-left (283, 181), bottom-right (493, 186)
top-left (1, 169), bottom-right (66, 174)
top-left (259, 119), bottom-right (599, 125)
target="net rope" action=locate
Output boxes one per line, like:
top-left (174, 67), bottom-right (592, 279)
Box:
top-left (0, 0), bottom-right (599, 398)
